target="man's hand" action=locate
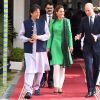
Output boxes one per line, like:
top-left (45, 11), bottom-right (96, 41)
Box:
top-left (75, 34), bottom-right (81, 41)
top-left (91, 34), bottom-right (97, 42)
top-left (31, 34), bottom-right (38, 41)
top-left (28, 38), bottom-right (34, 43)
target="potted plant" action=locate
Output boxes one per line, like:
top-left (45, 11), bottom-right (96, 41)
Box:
top-left (9, 48), bottom-right (24, 71)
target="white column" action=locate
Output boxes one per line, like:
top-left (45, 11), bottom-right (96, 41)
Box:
top-left (3, 0), bottom-right (8, 85)
top-left (13, 0), bottom-right (25, 48)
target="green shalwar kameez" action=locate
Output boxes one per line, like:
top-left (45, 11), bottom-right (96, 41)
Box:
top-left (47, 18), bottom-right (73, 67)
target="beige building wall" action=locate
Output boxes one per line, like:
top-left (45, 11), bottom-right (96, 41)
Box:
top-left (13, 0), bottom-right (25, 48)
top-left (13, 0), bottom-right (31, 48)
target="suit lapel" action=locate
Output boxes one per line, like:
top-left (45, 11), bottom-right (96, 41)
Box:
top-left (91, 15), bottom-right (97, 32)
top-left (87, 17), bottom-right (90, 27)
top-left (92, 15), bottom-right (97, 31)
top-left (85, 17), bottom-right (90, 31)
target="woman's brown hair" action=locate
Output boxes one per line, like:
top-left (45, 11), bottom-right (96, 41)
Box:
top-left (53, 4), bottom-right (64, 20)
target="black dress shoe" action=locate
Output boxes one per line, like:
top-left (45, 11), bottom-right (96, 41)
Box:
top-left (24, 92), bottom-right (32, 99)
top-left (34, 89), bottom-right (40, 96)
top-left (85, 91), bottom-right (94, 97)
top-left (40, 81), bottom-right (45, 88)
top-left (48, 83), bottom-right (53, 88)
top-left (93, 88), bottom-right (96, 94)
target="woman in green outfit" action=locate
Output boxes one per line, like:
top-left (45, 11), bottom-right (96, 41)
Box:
top-left (47, 5), bottom-right (73, 93)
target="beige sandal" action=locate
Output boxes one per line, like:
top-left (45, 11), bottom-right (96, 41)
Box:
top-left (54, 87), bottom-right (59, 93)
top-left (58, 88), bottom-right (63, 94)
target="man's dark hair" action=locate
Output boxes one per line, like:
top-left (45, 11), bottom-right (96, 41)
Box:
top-left (30, 4), bottom-right (41, 13)
top-left (45, 1), bottom-right (53, 8)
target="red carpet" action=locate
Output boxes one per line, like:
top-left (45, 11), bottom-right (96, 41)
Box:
top-left (10, 59), bottom-right (100, 100)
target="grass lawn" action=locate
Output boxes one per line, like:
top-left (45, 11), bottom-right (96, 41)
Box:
top-left (0, 71), bottom-right (17, 97)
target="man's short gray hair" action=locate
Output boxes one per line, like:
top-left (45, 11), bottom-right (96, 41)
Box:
top-left (85, 3), bottom-right (94, 10)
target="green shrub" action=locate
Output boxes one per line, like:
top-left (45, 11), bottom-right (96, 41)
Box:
top-left (10, 48), bottom-right (24, 62)
top-left (0, 13), bottom-right (17, 65)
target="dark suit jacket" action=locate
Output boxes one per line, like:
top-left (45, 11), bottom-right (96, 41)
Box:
top-left (40, 14), bottom-right (47, 22)
top-left (79, 14), bottom-right (100, 54)
top-left (40, 14), bottom-right (52, 24)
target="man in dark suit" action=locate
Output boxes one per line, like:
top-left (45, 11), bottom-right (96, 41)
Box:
top-left (75, 3), bottom-right (100, 97)
top-left (40, 2), bottom-right (54, 88)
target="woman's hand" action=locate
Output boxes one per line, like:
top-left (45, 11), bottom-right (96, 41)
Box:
top-left (69, 47), bottom-right (73, 54)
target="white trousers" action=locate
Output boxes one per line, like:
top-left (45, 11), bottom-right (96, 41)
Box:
top-left (53, 65), bottom-right (65, 88)
top-left (24, 73), bottom-right (43, 94)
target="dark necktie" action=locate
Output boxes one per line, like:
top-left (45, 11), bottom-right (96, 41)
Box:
top-left (90, 16), bottom-right (93, 31)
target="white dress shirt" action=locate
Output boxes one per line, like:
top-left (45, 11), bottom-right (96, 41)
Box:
top-left (46, 14), bottom-right (52, 25)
